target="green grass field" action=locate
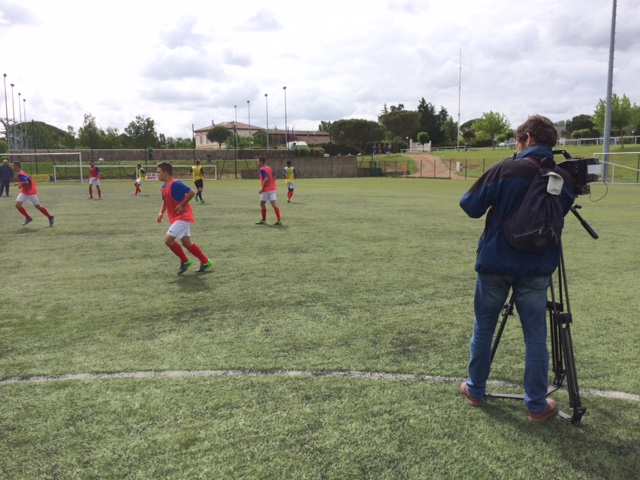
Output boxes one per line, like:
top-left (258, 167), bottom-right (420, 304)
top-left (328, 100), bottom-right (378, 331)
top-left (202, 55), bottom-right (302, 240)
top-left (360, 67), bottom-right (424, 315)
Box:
top-left (1, 177), bottom-right (639, 479)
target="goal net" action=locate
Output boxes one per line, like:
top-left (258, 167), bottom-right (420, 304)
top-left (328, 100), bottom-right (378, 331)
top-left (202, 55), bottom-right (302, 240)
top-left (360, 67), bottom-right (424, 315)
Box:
top-left (52, 162), bottom-right (217, 182)
top-left (593, 152), bottom-right (640, 185)
top-left (3, 151), bottom-right (83, 183)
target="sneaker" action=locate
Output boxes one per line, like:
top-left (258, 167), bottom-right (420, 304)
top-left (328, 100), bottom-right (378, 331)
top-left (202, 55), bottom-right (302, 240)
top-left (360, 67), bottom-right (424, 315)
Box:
top-left (459, 381), bottom-right (483, 407)
top-left (200, 200), bottom-right (205, 204)
top-left (528, 399), bottom-right (558, 423)
top-left (23, 217), bottom-right (33, 226)
top-left (287, 199), bottom-right (291, 203)
top-left (177, 259), bottom-right (193, 275)
top-left (255, 220), bottom-right (267, 225)
top-left (88, 197), bottom-right (93, 200)
top-left (49, 216), bottom-right (54, 227)
top-left (197, 260), bottom-right (212, 272)
top-left (274, 221), bottom-right (283, 226)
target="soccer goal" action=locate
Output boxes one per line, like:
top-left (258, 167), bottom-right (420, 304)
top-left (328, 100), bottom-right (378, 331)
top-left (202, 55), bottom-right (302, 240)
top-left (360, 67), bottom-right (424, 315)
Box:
top-left (53, 164), bottom-right (139, 182)
top-left (3, 151), bottom-right (84, 183)
top-left (593, 152), bottom-right (640, 185)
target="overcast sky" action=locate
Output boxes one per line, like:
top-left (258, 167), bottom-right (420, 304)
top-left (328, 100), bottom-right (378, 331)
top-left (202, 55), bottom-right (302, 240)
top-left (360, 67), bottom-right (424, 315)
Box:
top-left (1, 0), bottom-right (638, 139)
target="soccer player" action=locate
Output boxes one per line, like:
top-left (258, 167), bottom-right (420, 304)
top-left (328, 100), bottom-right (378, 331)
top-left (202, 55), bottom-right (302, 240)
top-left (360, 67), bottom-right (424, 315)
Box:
top-left (283, 160), bottom-right (297, 203)
top-left (88, 159), bottom-right (102, 199)
top-left (156, 162), bottom-right (212, 275)
top-left (12, 161), bottom-right (54, 227)
top-left (190, 159), bottom-right (205, 203)
top-left (256, 156), bottom-right (282, 225)
top-left (134, 164), bottom-right (146, 196)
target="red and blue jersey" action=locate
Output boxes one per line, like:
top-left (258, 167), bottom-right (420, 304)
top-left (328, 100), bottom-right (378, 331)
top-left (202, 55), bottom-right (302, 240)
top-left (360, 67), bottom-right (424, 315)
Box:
top-left (161, 178), bottom-right (195, 224)
top-left (89, 165), bottom-right (100, 179)
top-left (260, 166), bottom-right (277, 192)
top-left (17, 170), bottom-right (37, 195)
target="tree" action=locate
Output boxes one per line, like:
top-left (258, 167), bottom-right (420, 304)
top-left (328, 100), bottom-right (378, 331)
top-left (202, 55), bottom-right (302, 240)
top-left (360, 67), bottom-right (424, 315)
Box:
top-left (207, 125), bottom-right (231, 148)
top-left (124, 115), bottom-right (159, 150)
top-left (417, 99), bottom-right (448, 146)
top-left (417, 132), bottom-right (430, 151)
top-left (378, 110), bottom-right (420, 140)
top-left (472, 112), bottom-right (511, 149)
top-left (460, 118), bottom-right (478, 144)
top-left (77, 113), bottom-right (103, 150)
top-left (329, 119), bottom-right (386, 153)
top-left (566, 114), bottom-right (598, 137)
top-left (593, 94), bottom-right (640, 149)
top-left (442, 116), bottom-right (459, 145)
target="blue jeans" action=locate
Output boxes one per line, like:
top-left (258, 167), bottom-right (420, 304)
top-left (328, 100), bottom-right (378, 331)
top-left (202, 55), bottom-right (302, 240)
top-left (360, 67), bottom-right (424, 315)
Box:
top-left (466, 273), bottom-right (550, 413)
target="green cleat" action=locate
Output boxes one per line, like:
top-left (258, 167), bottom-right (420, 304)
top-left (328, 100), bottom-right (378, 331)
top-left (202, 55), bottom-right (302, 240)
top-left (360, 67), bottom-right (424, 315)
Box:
top-left (197, 260), bottom-right (212, 272)
top-left (274, 221), bottom-right (283, 226)
top-left (177, 259), bottom-right (193, 275)
top-left (255, 220), bottom-right (267, 225)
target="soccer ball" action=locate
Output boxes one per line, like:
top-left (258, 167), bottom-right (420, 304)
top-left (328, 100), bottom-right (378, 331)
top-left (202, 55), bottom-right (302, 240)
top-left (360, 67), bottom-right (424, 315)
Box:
top-left (98, 158), bottom-right (104, 163)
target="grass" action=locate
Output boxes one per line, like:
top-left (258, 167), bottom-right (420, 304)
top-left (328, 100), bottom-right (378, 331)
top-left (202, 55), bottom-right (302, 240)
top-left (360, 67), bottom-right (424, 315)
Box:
top-left (1, 178), bottom-right (639, 478)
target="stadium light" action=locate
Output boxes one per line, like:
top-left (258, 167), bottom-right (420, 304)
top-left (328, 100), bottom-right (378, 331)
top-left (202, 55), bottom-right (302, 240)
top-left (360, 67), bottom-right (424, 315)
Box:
top-left (22, 98), bottom-right (27, 149)
top-left (18, 92), bottom-right (22, 148)
top-left (265, 93), bottom-right (269, 149)
top-left (3, 74), bottom-right (8, 147)
top-left (247, 100), bottom-right (251, 142)
top-left (10, 83), bottom-right (15, 150)
top-left (283, 86), bottom-right (288, 149)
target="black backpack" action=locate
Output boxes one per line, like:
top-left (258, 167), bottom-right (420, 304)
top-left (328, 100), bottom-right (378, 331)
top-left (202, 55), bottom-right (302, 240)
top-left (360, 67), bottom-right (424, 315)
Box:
top-left (495, 157), bottom-right (565, 254)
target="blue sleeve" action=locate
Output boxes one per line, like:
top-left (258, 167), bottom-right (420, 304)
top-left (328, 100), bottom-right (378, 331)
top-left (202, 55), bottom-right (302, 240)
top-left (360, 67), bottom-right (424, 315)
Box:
top-left (18, 173), bottom-right (30, 183)
top-left (171, 181), bottom-right (192, 201)
top-left (261, 170), bottom-right (268, 179)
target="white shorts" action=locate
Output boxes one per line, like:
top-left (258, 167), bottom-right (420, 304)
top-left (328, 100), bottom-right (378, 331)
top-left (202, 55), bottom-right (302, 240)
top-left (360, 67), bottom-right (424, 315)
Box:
top-left (135, 178), bottom-right (144, 185)
top-left (286, 182), bottom-right (295, 190)
top-left (260, 191), bottom-right (277, 202)
top-left (16, 193), bottom-right (40, 205)
top-left (89, 177), bottom-right (101, 186)
top-left (167, 220), bottom-right (192, 239)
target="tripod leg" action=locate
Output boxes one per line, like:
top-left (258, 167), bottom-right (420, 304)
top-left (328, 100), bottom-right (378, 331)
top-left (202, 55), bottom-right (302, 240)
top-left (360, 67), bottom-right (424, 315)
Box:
top-left (490, 292), bottom-right (515, 363)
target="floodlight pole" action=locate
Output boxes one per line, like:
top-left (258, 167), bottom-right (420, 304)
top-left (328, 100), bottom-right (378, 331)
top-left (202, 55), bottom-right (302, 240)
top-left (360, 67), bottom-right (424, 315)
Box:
top-left (3, 74), bottom-right (8, 148)
top-left (247, 100), bottom-right (251, 141)
top-left (22, 98), bottom-right (27, 149)
top-left (18, 92), bottom-right (22, 149)
top-left (457, 48), bottom-right (462, 151)
top-left (265, 93), bottom-right (269, 149)
top-left (602, 0), bottom-right (617, 181)
top-left (283, 86), bottom-right (288, 149)
top-left (10, 83), bottom-right (16, 151)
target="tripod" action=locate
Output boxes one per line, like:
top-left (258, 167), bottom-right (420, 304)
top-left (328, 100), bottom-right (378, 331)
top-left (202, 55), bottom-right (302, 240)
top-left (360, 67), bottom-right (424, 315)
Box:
top-left (487, 205), bottom-right (597, 426)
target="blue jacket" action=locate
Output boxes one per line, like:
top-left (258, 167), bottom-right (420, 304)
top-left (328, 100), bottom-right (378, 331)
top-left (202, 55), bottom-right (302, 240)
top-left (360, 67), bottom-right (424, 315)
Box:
top-left (460, 146), bottom-right (575, 277)
top-left (0, 164), bottom-right (13, 181)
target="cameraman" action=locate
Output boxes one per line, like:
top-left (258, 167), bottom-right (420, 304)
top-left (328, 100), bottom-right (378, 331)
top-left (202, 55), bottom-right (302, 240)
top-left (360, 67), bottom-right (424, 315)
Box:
top-left (459, 115), bottom-right (575, 423)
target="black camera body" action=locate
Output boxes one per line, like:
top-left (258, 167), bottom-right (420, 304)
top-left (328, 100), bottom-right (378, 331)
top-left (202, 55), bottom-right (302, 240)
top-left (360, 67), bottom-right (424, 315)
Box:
top-left (554, 150), bottom-right (600, 196)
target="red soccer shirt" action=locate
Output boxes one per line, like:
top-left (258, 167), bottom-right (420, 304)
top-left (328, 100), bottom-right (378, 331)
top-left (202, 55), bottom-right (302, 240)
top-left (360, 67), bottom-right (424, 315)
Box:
top-left (17, 170), bottom-right (37, 195)
top-left (161, 178), bottom-right (195, 224)
top-left (260, 166), bottom-right (277, 192)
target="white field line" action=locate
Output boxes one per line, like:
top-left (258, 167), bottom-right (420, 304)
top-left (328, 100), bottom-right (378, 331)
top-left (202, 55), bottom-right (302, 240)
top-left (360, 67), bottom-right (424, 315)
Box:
top-left (1, 369), bottom-right (638, 402)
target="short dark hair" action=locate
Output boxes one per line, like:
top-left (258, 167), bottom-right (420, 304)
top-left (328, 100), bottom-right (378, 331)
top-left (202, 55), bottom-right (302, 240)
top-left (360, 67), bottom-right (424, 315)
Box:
top-left (287, 161), bottom-right (292, 167)
top-left (258, 156), bottom-right (266, 164)
top-left (515, 115), bottom-right (557, 148)
top-left (12, 161), bottom-right (21, 168)
top-left (157, 162), bottom-right (173, 176)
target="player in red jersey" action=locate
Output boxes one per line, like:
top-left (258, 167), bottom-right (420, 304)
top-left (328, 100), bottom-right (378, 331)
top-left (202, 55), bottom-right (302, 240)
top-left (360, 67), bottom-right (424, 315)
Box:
top-left (256, 156), bottom-right (282, 225)
top-left (13, 161), bottom-right (54, 227)
top-left (156, 162), bottom-right (212, 275)
top-left (88, 160), bottom-right (102, 199)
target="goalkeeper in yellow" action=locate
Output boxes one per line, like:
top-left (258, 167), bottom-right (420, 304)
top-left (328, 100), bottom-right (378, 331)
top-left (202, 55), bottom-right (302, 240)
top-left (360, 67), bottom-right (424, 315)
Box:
top-left (283, 160), bottom-right (297, 203)
top-left (190, 159), bottom-right (205, 203)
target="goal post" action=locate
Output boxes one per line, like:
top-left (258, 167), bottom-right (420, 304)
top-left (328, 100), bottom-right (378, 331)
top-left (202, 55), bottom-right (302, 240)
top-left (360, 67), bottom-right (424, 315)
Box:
top-left (593, 151), bottom-right (640, 185)
top-left (2, 151), bottom-right (84, 183)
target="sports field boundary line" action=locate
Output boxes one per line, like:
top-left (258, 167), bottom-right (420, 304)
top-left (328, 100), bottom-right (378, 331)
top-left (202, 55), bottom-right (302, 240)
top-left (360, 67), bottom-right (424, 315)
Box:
top-left (1, 369), bottom-right (638, 402)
